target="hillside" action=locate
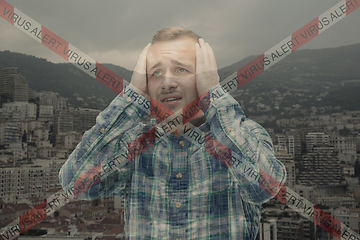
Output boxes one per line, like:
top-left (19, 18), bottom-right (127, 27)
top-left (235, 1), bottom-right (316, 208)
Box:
top-left (0, 51), bottom-right (131, 109)
top-left (220, 43), bottom-right (360, 117)
top-left (1, 43), bottom-right (360, 115)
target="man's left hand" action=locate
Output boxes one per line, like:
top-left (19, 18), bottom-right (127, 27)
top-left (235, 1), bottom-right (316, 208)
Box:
top-left (195, 38), bottom-right (220, 96)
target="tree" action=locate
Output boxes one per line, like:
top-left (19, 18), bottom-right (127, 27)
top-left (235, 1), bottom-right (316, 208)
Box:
top-left (339, 127), bottom-right (351, 136)
top-left (22, 131), bottom-right (27, 142)
top-left (355, 159), bottom-right (360, 177)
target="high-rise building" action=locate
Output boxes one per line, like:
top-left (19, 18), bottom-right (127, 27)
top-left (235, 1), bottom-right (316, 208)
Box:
top-left (277, 134), bottom-right (286, 149)
top-left (286, 130), bottom-right (302, 162)
top-left (53, 107), bottom-right (100, 146)
top-left (0, 121), bottom-right (21, 145)
top-left (274, 131), bottom-right (301, 159)
top-left (275, 151), bottom-right (296, 188)
top-left (0, 67), bottom-right (29, 102)
top-left (330, 135), bottom-right (357, 164)
top-left (0, 159), bottom-right (66, 203)
top-left (36, 91), bottom-right (67, 110)
top-left (306, 132), bottom-right (330, 152)
top-left (297, 146), bottom-right (342, 186)
top-left (2, 102), bottom-right (36, 120)
top-left (72, 107), bottom-right (100, 133)
top-left (53, 109), bottom-right (74, 136)
top-left (38, 104), bottom-right (54, 120)
top-left (257, 217), bottom-right (315, 240)
top-left (276, 218), bottom-right (314, 240)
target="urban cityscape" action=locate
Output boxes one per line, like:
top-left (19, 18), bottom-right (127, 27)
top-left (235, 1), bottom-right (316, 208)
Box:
top-left (1, 66), bottom-right (360, 240)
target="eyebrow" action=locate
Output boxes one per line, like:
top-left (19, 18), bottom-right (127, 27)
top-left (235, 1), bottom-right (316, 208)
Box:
top-left (149, 60), bottom-right (190, 72)
top-left (171, 60), bottom-right (189, 68)
top-left (149, 62), bottom-right (162, 71)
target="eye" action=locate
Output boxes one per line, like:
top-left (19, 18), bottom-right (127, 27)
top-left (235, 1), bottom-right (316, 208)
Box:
top-left (177, 68), bottom-right (189, 73)
top-left (152, 70), bottom-right (162, 76)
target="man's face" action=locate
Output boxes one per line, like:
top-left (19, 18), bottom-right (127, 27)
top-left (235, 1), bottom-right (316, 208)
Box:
top-left (146, 37), bottom-right (198, 113)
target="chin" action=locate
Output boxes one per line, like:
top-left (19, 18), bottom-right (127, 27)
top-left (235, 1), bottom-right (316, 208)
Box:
top-left (170, 107), bottom-right (181, 113)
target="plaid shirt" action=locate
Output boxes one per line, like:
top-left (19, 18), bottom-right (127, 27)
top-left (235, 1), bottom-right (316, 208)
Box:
top-left (59, 85), bottom-right (286, 240)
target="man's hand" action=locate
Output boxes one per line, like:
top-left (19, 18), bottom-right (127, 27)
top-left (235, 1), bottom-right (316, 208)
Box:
top-left (195, 38), bottom-right (220, 96)
top-left (129, 43), bottom-right (151, 97)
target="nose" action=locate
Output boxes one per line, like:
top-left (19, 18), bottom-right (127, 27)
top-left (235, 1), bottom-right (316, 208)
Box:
top-left (161, 71), bottom-right (178, 91)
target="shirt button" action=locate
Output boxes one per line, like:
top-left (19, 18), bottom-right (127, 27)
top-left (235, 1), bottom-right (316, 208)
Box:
top-left (179, 141), bottom-right (184, 147)
top-left (175, 202), bottom-right (181, 208)
top-left (176, 238), bottom-right (181, 240)
top-left (226, 127), bottom-right (232, 132)
top-left (126, 97), bottom-right (132, 102)
top-left (210, 97), bottom-right (215, 102)
top-left (176, 173), bottom-right (182, 179)
top-left (100, 128), bottom-right (106, 134)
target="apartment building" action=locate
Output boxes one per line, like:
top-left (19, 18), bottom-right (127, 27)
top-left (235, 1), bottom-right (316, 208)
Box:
top-left (0, 159), bottom-right (66, 204)
top-left (0, 67), bottom-right (30, 102)
top-left (275, 151), bottom-right (296, 188)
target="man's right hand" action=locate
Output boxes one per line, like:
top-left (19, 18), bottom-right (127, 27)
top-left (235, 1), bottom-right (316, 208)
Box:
top-left (129, 43), bottom-right (151, 97)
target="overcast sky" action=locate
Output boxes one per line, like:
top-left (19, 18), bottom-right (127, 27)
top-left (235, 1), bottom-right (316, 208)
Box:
top-left (1, 0), bottom-right (359, 71)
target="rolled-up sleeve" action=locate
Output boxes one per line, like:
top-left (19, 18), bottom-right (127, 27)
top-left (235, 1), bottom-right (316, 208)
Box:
top-left (59, 86), bottom-right (150, 200)
top-left (200, 85), bottom-right (287, 204)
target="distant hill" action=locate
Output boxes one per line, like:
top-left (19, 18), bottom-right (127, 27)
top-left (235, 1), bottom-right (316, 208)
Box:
top-left (0, 51), bottom-right (131, 109)
top-left (1, 43), bottom-right (360, 115)
top-left (219, 43), bottom-right (360, 117)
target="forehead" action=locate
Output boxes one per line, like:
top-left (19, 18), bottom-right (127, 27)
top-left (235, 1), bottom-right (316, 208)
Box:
top-left (147, 38), bottom-right (197, 66)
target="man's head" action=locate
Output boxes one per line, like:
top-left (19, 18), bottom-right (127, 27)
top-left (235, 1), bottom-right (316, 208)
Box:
top-left (146, 27), bottom-right (200, 113)
top-left (151, 27), bottom-right (201, 44)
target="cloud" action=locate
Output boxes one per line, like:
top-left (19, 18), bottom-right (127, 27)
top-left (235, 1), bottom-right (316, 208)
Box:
top-left (1, 0), bottom-right (360, 71)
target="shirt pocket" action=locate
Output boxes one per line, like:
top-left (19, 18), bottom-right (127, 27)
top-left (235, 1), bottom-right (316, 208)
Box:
top-left (189, 147), bottom-right (232, 196)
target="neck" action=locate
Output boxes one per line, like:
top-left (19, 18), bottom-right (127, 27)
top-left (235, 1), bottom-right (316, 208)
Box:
top-left (171, 112), bottom-right (206, 137)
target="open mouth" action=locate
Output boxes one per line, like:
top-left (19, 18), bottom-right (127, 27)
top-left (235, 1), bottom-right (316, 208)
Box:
top-left (161, 97), bottom-right (183, 107)
top-left (163, 97), bottom-right (182, 102)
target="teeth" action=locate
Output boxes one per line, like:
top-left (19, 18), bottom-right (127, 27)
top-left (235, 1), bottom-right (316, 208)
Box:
top-left (164, 97), bottom-right (180, 102)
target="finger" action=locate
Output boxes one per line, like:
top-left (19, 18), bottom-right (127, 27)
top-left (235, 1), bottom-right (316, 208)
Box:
top-left (199, 39), bottom-right (208, 57)
top-left (199, 38), bottom-right (209, 62)
top-left (198, 39), bottom-right (209, 66)
top-left (140, 43), bottom-right (151, 57)
top-left (134, 43), bottom-right (151, 75)
top-left (198, 38), bottom-right (205, 48)
top-left (203, 42), bottom-right (213, 66)
top-left (130, 43), bottom-right (151, 95)
top-left (199, 39), bottom-right (213, 65)
top-left (205, 42), bottom-right (217, 69)
top-left (195, 42), bottom-right (204, 71)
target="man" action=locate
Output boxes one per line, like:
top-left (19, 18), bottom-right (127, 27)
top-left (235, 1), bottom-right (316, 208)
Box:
top-left (59, 27), bottom-right (286, 239)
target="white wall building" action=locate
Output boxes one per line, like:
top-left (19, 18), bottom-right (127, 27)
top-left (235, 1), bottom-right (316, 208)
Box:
top-left (3, 102), bottom-right (36, 120)
top-left (0, 121), bottom-right (21, 145)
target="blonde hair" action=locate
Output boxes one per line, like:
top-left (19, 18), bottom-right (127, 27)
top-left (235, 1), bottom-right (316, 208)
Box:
top-left (151, 27), bottom-right (200, 43)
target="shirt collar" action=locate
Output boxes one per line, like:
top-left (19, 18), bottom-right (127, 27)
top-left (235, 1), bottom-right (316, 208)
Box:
top-left (149, 117), bottom-right (211, 146)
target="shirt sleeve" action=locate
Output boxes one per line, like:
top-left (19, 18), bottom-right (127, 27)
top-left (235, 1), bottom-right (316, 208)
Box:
top-left (58, 86), bottom-right (150, 200)
top-left (200, 85), bottom-right (287, 204)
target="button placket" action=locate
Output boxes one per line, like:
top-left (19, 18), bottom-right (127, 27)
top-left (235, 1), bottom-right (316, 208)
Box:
top-left (168, 137), bottom-right (188, 239)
